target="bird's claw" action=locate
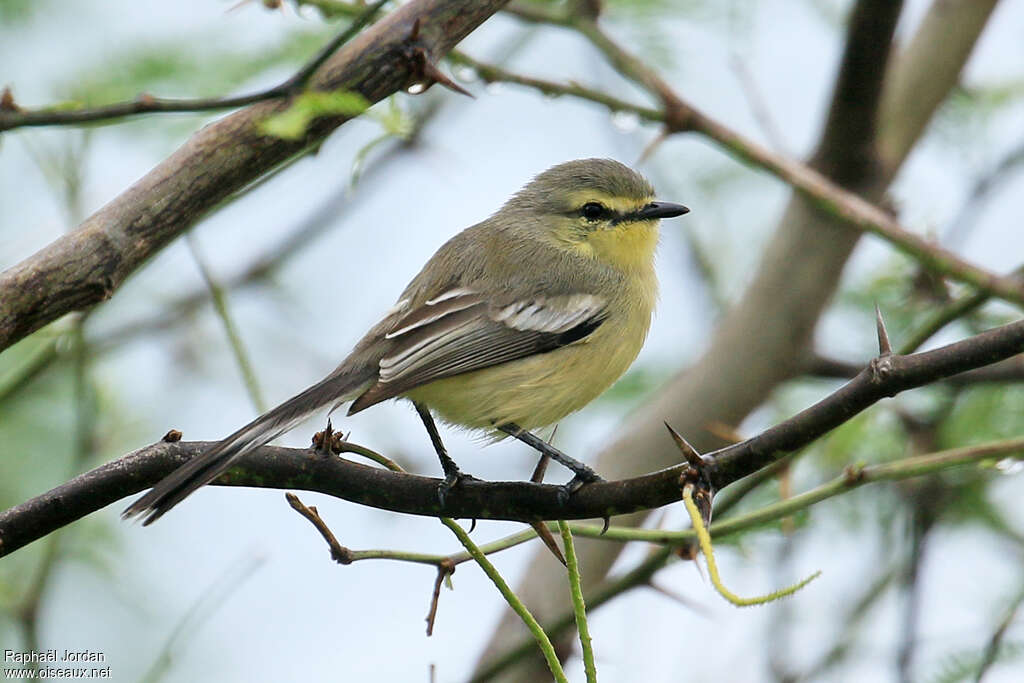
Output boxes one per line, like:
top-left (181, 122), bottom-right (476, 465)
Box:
top-left (436, 469), bottom-right (479, 507)
top-left (556, 471), bottom-right (604, 505)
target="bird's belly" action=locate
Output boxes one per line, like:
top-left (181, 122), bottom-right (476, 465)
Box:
top-left (405, 319), bottom-right (648, 432)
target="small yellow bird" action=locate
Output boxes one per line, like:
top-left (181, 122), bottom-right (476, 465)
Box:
top-left (124, 158), bottom-right (688, 524)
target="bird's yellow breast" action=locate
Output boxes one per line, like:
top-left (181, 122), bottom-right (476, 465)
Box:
top-left (406, 267), bottom-right (657, 432)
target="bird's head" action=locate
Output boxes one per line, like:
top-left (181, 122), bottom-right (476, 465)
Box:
top-left (504, 158), bottom-right (689, 271)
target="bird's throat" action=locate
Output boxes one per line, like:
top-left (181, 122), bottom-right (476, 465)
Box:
top-left (583, 222), bottom-right (659, 272)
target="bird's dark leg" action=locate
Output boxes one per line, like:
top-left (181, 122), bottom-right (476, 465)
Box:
top-left (498, 423), bottom-right (603, 503)
top-left (414, 401), bottom-right (474, 506)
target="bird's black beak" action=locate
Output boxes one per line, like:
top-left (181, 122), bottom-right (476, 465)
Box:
top-left (636, 201), bottom-right (690, 220)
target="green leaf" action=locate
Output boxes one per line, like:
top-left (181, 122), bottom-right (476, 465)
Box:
top-left (259, 90), bottom-right (370, 140)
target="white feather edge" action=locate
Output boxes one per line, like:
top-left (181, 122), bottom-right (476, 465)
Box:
top-left (384, 291), bottom-right (480, 339)
top-left (377, 293), bottom-right (605, 383)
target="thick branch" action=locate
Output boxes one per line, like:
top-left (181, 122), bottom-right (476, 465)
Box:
top-left (0, 0), bottom-right (508, 353)
top-left (807, 352), bottom-right (1024, 386)
top-left (3, 317), bottom-right (1022, 558)
top-left (877, 0), bottom-right (1001, 169)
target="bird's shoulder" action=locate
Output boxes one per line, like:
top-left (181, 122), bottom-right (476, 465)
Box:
top-left (348, 218), bottom-right (621, 359)
top-left (401, 218), bottom-right (620, 307)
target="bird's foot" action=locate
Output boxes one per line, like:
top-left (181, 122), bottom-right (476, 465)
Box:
top-left (437, 468), bottom-right (480, 507)
top-left (556, 469), bottom-right (604, 506)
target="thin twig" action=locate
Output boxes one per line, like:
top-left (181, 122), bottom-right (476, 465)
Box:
top-left (286, 492), bottom-right (354, 564)
top-left (683, 486), bottom-right (821, 607)
top-left (798, 567), bottom-right (899, 680)
top-left (92, 98), bottom-right (440, 357)
top-left (451, 43), bottom-right (1024, 309)
top-left (0, 336), bottom-right (61, 406)
top-left (899, 265), bottom-right (1024, 354)
top-left (425, 561), bottom-right (454, 636)
top-left (569, 435), bottom-right (1024, 546)
top-left (945, 139), bottom-right (1024, 248)
top-left (2, 1), bottom-right (509, 354)
top-left (138, 553), bottom-right (266, 683)
top-left (975, 588), bottom-right (1024, 682)
top-left (0, 0), bottom-right (388, 132)
top-left (558, 520), bottom-right (597, 682)
top-left (470, 545), bottom-right (674, 683)
top-left (186, 234), bottom-right (266, 412)
top-left (729, 53), bottom-right (791, 154)
top-left (440, 517), bottom-right (568, 683)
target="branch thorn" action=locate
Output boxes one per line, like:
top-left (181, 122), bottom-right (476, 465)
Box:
top-left (419, 60), bottom-right (474, 98)
top-left (664, 422), bottom-right (703, 469)
top-left (875, 302), bottom-right (892, 356)
top-left (530, 453), bottom-right (551, 483)
top-left (531, 521), bottom-right (566, 566)
top-left (404, 19), bottom-right (473, 98)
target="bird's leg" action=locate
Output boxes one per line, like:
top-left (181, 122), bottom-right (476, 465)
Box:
top-left (498, 423), bottom-right (604, 503)
top-left (414, 402), bottom-right (475, 506)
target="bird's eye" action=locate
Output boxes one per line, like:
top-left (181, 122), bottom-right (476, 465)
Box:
top-left (580, 202), bottom-right (608, 221)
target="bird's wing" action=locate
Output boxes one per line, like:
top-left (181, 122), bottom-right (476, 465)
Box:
top-left (347, 290), bottom-right (607, 413)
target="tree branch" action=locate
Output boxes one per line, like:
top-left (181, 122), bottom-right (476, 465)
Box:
top-left (0, 0), bottom-right (389, 132)
top-left (3, 317), bottom-right (1022, 558)
top-left (0, 0), bottom-right (509, 353)
top-left (452, 29), bottom-right (1024, 310)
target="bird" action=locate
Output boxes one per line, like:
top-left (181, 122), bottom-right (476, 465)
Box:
top-left (123, 158), bottom-right (689, 525)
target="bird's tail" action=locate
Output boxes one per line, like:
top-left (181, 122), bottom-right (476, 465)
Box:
top-left (122, 365), bottom-right (373, 525)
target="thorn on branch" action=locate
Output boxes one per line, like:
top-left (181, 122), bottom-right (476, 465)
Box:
top-left (530, 453), bottom-right (551, 483)
top-left (665, 422), bottom-right (703, 469)
top-left (286, 492), bottom-right (354, 564)
top-left (530, 521), bottom-right (567, 566)
top-left (875, 303), bottom-right (893, 356)
top-left (425, 560), bottom-right (455, 636)
top-left (666, 422), bottom-right (715, 528)
top-left (404, 19), bottom-right (474, 98)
